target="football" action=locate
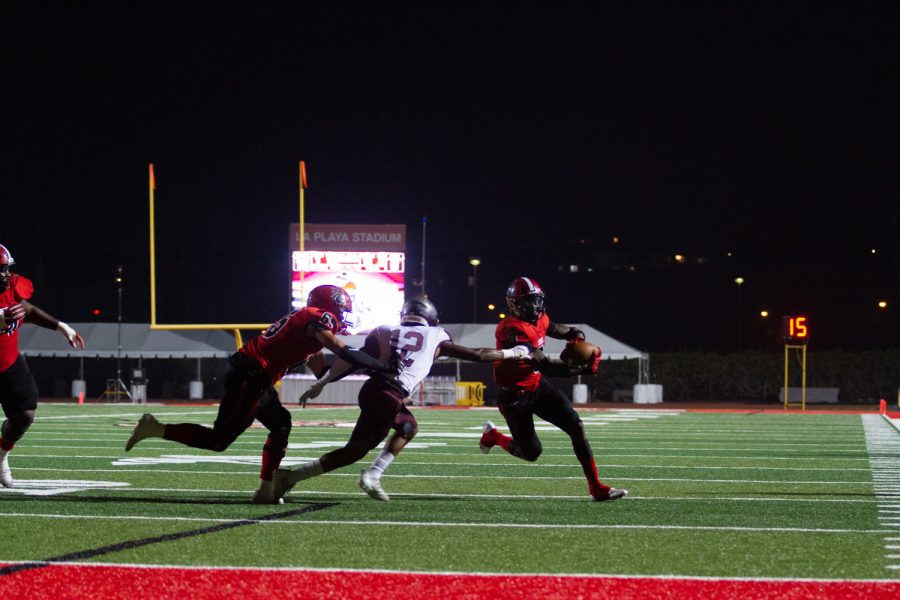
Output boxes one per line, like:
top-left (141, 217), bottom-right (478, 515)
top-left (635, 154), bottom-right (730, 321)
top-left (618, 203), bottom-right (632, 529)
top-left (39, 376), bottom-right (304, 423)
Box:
top-left (560, 341), bottom-right (600, 367)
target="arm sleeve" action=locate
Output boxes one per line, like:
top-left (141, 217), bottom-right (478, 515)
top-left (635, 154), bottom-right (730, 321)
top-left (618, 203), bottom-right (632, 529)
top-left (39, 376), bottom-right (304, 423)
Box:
top-left (337, 345), bottom-right (392, 372)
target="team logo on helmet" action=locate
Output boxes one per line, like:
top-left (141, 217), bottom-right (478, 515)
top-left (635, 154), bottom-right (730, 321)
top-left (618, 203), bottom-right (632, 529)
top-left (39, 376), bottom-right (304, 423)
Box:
top-left (307, 285), bottom-right (353, 334)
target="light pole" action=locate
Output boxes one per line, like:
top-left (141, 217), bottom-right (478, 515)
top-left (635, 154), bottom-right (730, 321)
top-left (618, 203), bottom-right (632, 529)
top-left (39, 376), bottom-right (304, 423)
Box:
top-left (734, 276), bottom-right (744, 351)
top-left (101, 265), bottom-right (131, 401)
top-left (469, 257), bottom-right (481, 323)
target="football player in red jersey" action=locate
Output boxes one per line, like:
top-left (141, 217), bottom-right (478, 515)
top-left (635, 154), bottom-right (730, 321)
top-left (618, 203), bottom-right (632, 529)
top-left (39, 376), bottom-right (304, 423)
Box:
top-left (124, 284), bottom-right (397, 504)
top-left (0, 244), bottom-right (85, 488)
top-left (481, 277), bottom-right (628, 502)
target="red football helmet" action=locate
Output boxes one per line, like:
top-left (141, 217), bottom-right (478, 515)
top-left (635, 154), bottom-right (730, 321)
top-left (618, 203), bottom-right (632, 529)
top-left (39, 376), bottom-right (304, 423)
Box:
top-left (0, 244), bottom-right (13, 267)
top-left (0, 244), bottom-right (14, 292)
top-left (307, 284), bottom-right (353, 334)
top-left (506, 277), bottom-right (546, 322)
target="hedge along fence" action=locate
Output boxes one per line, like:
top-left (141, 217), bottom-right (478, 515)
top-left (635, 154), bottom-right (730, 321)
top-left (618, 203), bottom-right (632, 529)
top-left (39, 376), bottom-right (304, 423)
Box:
top-left (590, 350), bottom-right (900, 404)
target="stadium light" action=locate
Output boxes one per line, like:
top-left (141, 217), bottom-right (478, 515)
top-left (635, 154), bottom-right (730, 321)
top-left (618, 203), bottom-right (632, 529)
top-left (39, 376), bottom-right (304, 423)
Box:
top-left (735, 277), bottom-right (745, 350)
top-left (468, 257), bottom-right (481, 322)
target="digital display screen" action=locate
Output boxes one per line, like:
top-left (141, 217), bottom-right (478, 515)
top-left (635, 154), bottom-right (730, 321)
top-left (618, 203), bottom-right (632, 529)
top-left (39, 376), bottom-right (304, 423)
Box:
top-left (291, 250), bottom-right (405, 333)
top-left (781, 315), bottom-right (809, 342)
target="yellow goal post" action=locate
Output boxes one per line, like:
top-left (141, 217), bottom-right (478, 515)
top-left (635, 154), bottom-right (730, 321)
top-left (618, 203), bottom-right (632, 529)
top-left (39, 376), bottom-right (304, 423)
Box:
top-left (148, 163), bottom-right (272, 350)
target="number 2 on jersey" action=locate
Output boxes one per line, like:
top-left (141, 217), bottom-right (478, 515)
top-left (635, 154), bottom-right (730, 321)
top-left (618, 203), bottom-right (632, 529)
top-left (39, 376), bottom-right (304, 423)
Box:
top-left (391, 328), bottom-right (424, 367)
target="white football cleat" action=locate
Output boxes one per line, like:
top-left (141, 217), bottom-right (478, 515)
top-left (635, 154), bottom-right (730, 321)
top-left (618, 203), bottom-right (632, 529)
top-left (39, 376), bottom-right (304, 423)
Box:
top-left (251, 479), bottom-right (284, 505)
top-left (358, 469), bottom-right (389, 502)
top-left (125, 413), bottom-right (164, 451)
top-left (271, 468), bottom-right (296, 501)
top-left (592, 487), bottom-right (628, 502)
top-left (0, 453), bottom-right (13, 488)
top-left (479, 421), bottom-right (497, 454)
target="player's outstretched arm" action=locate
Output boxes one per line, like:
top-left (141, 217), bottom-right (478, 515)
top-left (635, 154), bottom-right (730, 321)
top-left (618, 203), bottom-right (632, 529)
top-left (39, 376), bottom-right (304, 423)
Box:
top-left (19, 300), bottom-right (84, 348)
top-left (437, 342), bottom-right (530, 362)
top-left (312, 328), bottom-right (395, 374)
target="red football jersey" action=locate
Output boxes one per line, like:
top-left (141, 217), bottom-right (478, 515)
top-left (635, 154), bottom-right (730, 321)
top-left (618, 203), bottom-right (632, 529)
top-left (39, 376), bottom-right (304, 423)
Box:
top-left (240, 306), bottom-right (340, 383)
top-left (492, 312), bottom-right (550, 392)
top-left (0, 275), bottom-right (34, 373)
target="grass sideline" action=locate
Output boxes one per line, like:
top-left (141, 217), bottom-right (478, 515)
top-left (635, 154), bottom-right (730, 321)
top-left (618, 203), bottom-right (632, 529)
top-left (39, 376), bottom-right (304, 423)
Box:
top-left (1, 404), bottom-right (899, 597)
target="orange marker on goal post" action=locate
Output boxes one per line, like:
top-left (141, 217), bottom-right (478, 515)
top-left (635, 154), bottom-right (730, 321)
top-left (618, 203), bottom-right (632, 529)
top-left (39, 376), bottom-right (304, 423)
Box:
top-left (78, 391), bottom-right (85, 405)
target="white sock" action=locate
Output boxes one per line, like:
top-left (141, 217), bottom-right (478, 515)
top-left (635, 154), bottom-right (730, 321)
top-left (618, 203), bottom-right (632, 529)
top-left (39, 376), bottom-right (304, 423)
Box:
top-left (368, 450), bottom-right (395, 478)
top-left (288, 458), bottom-right (324, 484)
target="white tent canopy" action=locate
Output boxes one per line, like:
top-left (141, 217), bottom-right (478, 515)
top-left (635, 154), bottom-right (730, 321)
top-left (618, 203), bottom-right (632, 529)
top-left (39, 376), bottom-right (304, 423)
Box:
top-left (20, 322), bottom-right (644, 362)
top-left (18, 323), bottom-right (236, 359)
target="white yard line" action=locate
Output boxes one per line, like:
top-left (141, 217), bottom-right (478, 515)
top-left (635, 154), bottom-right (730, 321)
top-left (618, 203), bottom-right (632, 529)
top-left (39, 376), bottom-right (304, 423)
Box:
top-left (862, 414), bottom-right (900, 573)
top-left (3, 466), bottom-right (871, 485)
top-left (36, 410), bottom-right (219, 421)
top-left (0, 511), bottom-right (886, 534)
top-left (5, 453), bottom-right (877, 473)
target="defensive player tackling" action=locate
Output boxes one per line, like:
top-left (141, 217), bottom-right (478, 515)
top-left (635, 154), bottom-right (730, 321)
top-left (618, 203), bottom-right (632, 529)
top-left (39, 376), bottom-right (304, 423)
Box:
top-left (125, 285), bottom-right (396, 503)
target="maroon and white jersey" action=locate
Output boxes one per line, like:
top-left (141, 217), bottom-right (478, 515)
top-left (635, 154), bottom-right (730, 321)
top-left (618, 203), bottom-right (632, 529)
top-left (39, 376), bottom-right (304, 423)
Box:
top-left (0, 274), bottom-right (33, 373)
top-left (365, 323), bottom-right (451, 395)
top-left (240, 306), bottom-right (340, 383)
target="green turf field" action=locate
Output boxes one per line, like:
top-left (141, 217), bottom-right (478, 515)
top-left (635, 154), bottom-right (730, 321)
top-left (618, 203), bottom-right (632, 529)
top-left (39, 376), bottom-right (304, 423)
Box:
top-left (2, 404), bottom-right (899, 581)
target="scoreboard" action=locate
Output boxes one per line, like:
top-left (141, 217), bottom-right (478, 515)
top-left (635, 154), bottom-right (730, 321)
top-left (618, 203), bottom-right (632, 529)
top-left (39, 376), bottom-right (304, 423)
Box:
top-left (290, 224), bottom-right (406, 334)
top-left (781, 315), bottom-right (809, 343)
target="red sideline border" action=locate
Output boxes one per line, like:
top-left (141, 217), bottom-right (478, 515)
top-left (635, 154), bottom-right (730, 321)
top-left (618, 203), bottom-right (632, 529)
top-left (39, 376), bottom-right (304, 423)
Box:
top-left (3, 564), bottom-right (900, 600)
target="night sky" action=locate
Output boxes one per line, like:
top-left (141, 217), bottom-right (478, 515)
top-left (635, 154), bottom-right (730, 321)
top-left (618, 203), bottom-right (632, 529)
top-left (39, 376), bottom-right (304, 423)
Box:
top-left (2, 3), bottom-right (898, 352)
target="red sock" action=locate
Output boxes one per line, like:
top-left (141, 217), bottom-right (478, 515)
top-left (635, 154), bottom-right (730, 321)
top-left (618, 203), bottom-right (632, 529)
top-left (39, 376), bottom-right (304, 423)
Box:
top-left (494, 430), bottom-right (513, 453)
top-left (581, 456), bottom-right (600, 484)
top-left (0, 438), bottom-right (14, 452)
top-left (582, 457), bottom-right (612, 498)
top-left (260, 435), bottom-right (286, 481)
top-left (589, 478), bottom-right (611, 499)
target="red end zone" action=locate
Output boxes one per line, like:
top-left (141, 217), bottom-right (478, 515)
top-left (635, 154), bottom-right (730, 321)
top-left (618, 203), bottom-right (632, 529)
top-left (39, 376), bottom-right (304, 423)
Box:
top-left (3, 564), bottom-right (899, 599)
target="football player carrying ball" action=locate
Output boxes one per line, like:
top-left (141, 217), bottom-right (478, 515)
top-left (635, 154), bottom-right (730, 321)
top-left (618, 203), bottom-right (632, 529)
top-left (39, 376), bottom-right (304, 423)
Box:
top-left (481, 277), bottom-right (627, 502)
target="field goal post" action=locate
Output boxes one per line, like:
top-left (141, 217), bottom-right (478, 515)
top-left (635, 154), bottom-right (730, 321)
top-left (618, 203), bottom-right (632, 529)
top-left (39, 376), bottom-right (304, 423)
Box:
top-left (148, 163), bottom-right (272, 350)
top-left (783, 343), bottom-right (807, 411)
